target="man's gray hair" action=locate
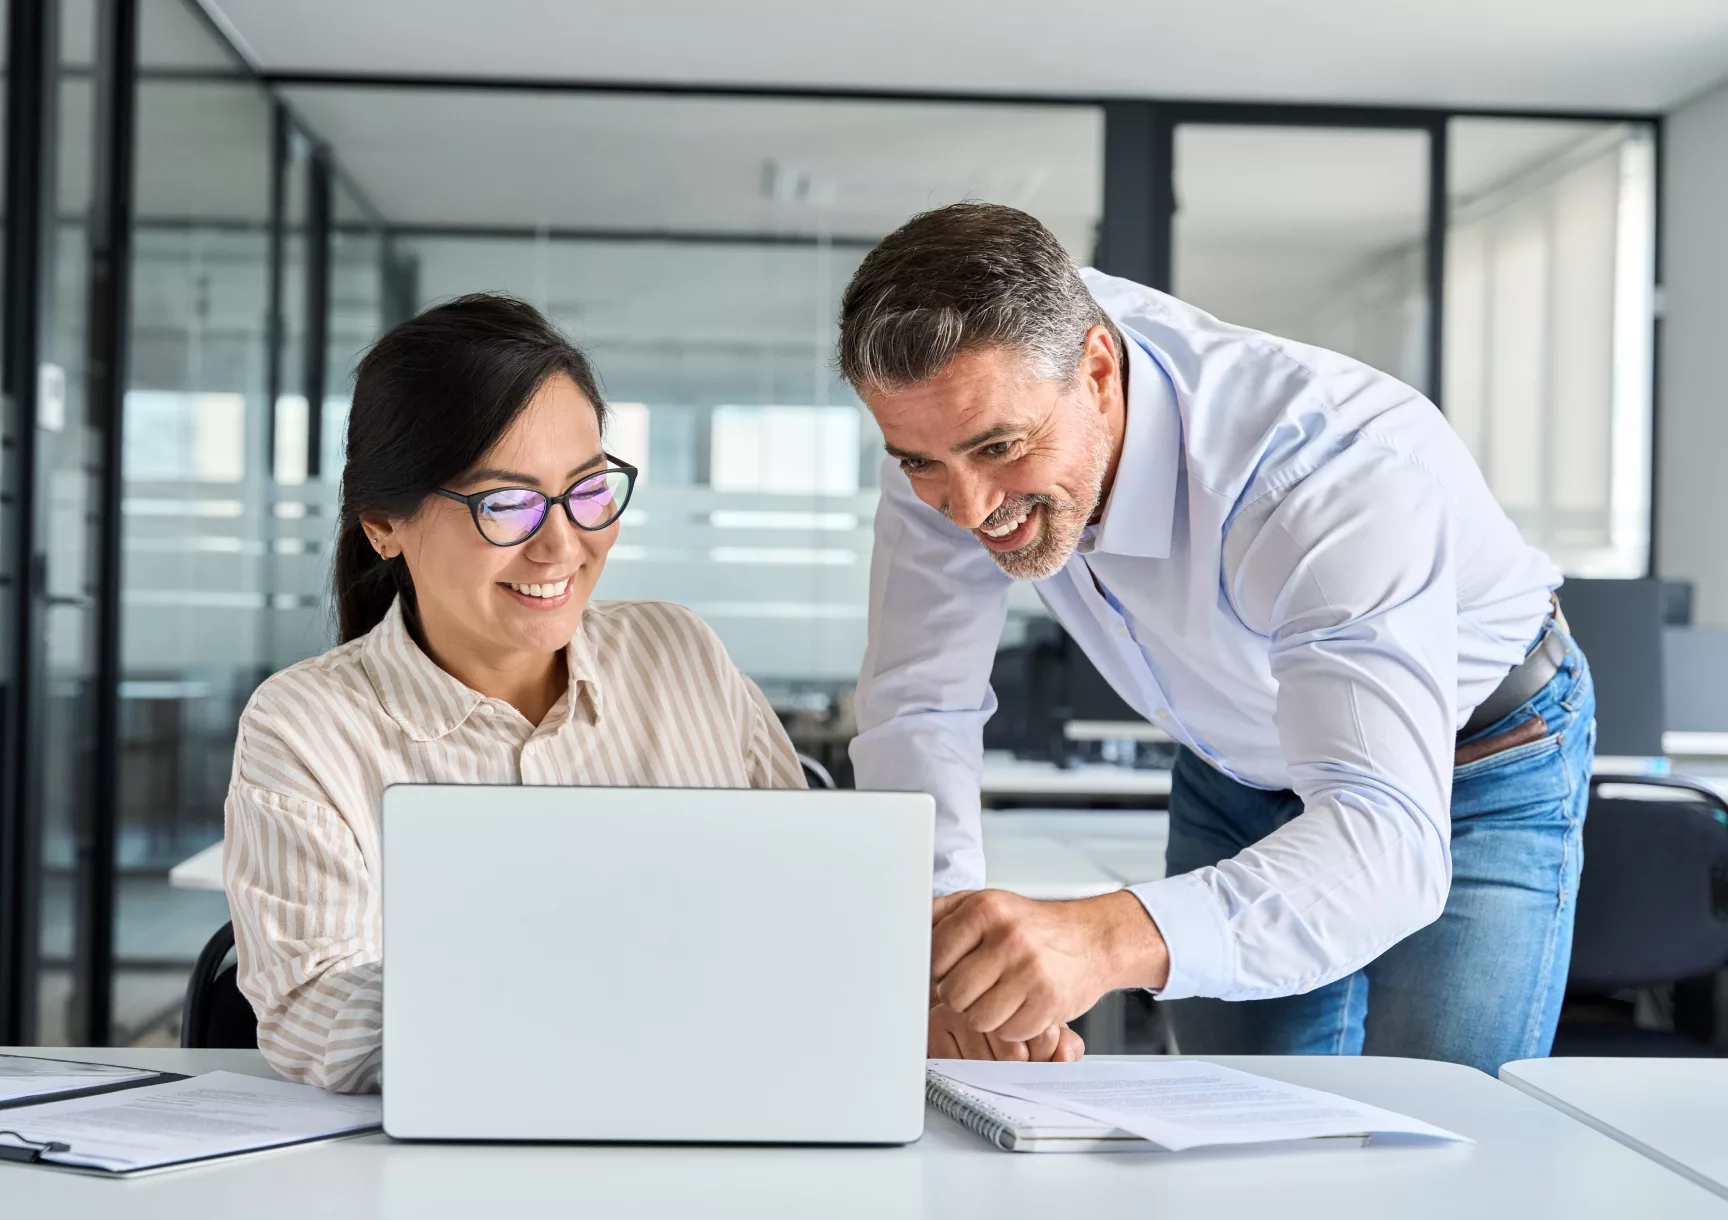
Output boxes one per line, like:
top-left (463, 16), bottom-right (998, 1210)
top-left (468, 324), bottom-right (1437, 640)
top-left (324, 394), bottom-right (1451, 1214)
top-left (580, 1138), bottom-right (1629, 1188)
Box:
top-left (838, 202), bottom-right (1116, 393)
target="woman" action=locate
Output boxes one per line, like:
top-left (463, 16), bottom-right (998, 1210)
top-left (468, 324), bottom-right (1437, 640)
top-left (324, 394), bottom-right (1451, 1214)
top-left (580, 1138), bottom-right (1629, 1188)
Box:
top-left (224, 294), bottom-right (804, 1093)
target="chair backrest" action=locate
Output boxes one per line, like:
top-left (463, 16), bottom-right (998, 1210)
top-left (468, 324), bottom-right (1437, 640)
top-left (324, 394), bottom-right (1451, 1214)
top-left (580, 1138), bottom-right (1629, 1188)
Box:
top-left (1569, 775), bottom-right (1728, 992)
top-left (181, 921), bottom-right (260, 1050)
top-left (798, 753), bottom-right (837, 790)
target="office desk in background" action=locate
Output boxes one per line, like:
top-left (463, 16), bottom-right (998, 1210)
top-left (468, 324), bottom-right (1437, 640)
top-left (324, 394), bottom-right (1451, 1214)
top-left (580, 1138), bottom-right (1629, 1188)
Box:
top-left (1500, 1057), bottom-right (1728, 1203)
top-left (6, 1047), bottom-right (1726, 1220)
top-left (980, 753), bottom-right (1173, 808)
top-left (169, 840), bottom-right (224, 892)
top-left (982, 809), bottom-right (1168, 899)
top-left (165, 805), bottom-right (1173, 898)
top-left (169, 744), bottom-right (1728, 896)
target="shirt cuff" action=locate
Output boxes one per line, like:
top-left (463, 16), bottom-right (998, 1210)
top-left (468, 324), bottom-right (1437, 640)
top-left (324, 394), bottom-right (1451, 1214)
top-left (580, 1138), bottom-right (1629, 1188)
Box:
top-left (1128, 873), bottom-right (1234, 1001)
top-left (934, 844), bottom-right (986, 897)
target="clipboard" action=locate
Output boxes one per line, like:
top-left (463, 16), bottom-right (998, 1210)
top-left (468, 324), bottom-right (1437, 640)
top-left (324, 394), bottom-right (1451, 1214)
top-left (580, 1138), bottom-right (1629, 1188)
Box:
top-left (0, 1070), bottom-right (383, 1176)
top-left (0, 1125), bottom-right (376, 1175)
top-left (0, 1054), bottom-right (186, 1112)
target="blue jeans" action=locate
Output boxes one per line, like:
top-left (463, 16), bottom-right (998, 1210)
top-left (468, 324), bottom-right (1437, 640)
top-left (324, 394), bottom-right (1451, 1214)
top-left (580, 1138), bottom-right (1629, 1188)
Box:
top-left (1162, 617), bottom-right (1595, 1075)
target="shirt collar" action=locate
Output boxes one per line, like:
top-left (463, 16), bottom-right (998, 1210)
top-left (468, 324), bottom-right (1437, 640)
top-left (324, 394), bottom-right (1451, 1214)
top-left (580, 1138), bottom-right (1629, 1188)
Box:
top-left (1084, 323), bottom-right (1182, 560)
top-left (361, 596), bottom-right (603, 742)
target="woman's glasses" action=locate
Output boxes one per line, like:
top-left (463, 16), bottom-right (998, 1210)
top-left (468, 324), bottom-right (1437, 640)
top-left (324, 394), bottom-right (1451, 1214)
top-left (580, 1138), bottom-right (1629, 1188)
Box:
top-left (434, 456), bottom-right (638, 547)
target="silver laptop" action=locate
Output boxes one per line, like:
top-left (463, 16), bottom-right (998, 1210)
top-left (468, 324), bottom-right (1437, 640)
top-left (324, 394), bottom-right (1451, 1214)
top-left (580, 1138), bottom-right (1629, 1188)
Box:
top-left (381, 785), bottom-right (934, 1144)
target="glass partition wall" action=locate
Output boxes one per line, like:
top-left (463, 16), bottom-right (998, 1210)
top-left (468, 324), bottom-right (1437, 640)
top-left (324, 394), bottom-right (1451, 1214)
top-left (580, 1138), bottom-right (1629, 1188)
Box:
top-left (1168, 112), bottom-right (1656, 581)
top-left (1173, 123), bottom-right (1434, 391)
top-left (1444, 119), bottom-right (1656, 578)
top-left (100, 12), bottom-right (389, 1045)
top-left (0, 1), bottom-right (1663, 1045)
top-left (272, 87), bottom-right (1109, 777)
top-left (109, 22), bottom-right (278, 1044)
top-left (31, 0), bottom-right (100, 1046)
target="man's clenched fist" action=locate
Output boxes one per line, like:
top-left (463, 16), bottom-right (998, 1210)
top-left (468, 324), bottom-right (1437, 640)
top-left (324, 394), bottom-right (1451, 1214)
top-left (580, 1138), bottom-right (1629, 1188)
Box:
top-left (930, 888), bottom-right (1170, 1042)
top-left (927, 1001), bottom-right (1084, 1061)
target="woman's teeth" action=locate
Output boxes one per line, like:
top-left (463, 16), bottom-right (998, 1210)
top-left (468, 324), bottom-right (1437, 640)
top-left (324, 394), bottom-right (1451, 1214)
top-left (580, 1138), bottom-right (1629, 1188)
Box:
top-left (506, 577), bottom-right (571, 599)
top-left (981, 506), bottom-right (1032, 538)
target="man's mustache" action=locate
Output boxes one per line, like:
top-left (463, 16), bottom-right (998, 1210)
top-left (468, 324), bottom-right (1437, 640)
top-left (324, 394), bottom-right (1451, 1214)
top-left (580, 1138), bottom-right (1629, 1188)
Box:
top-left (942, 493), bottom-right (1058, 529)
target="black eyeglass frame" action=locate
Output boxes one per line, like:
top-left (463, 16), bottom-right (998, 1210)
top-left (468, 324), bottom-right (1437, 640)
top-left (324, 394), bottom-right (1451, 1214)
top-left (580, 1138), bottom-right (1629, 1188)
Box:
top-left (433, 454), bottom-right (639, 547)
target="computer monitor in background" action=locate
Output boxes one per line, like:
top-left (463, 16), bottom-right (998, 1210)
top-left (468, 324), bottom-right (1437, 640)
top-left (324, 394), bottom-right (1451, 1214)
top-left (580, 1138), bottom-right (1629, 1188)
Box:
top-left (1556, 578), bottom-right (1666, 758)
top-left (1662, 578), bottom-right (1696, 627)
top-left (985, 620), bottom-right (1146, 762)
top-left (991, 581), bottom-right (1671, 762)
top-left (1663, 627), bottom-right (1728, 733)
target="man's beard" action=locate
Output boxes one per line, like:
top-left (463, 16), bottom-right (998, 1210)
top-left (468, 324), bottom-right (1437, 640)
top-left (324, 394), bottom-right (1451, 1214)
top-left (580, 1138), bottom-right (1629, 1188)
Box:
top-left (955, 425), bottom-right (1114, 582)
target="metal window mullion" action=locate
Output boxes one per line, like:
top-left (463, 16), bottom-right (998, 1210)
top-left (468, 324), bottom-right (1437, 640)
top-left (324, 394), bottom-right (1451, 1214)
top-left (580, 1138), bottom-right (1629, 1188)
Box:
top-left (1645, 118), bottom-right (1664, 579)
top-left (303, 149), bottom-right (332, 482)
top-left (0, 0), bottom-right (62, 1046)
top-left (79, 0), bottom-right (141, 1049)
top-left (263, 101), bottom-right (287, 480)
top-left (1426, 118), bottom-right (1449, 411)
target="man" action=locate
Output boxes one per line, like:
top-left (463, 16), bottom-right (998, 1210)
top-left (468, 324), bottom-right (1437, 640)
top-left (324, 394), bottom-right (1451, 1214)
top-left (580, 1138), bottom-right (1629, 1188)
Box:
top-left (843, 203), bottom-right (1594, 1074)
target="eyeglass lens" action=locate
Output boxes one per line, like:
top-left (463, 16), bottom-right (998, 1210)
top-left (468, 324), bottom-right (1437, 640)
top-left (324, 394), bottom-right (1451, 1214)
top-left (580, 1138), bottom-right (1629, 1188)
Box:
top-left (475, 489), bottom-right (548, 545)
top-left (474, 469), bottom-right (630, 544)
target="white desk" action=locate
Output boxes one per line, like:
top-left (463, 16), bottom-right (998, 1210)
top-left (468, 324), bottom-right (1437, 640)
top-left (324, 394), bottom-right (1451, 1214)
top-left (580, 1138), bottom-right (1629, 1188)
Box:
top-left (168, 755), bottom-right (1728, 895)
top-left (982, 809), bottom-right (1168, 900)
top-left (5, 1048), bottom-right (1725, 1219)
top-left (981, 754), bottom-right (1173, 803)
top-left (169, 840), bottom-right (223, 892)
top-left (1500, 1057), bottom-right (1728, 1203)
top-left (166, 810), bottom-right (1175, 900)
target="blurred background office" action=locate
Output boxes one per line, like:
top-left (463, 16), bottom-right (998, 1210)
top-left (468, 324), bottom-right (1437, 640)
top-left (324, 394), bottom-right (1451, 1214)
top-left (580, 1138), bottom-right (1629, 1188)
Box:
top-left (1, 0), bottom-right (1726, 1055)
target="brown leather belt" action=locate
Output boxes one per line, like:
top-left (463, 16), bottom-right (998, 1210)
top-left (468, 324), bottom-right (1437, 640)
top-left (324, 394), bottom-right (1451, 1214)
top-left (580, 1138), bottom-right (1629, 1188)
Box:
top-left (1454, 594), bottom-right (1567, 768)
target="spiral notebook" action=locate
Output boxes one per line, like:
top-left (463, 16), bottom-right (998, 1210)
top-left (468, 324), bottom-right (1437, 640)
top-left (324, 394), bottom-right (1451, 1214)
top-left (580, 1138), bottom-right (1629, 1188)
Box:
top-left (927, 1069), bottom-right (1373, 1154)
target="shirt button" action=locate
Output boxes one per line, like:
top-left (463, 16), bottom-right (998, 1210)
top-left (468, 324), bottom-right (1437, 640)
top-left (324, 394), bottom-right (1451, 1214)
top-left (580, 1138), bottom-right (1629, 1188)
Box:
top-left (1154, 709), bottom-right (1171, 721)
top-left (1115, 624), bottom-right (1130, 639)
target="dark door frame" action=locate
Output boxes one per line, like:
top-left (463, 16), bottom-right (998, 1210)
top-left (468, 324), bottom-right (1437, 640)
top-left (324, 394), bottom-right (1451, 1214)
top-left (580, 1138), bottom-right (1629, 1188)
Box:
top-left (0, 0), bottom-right (62, 1048)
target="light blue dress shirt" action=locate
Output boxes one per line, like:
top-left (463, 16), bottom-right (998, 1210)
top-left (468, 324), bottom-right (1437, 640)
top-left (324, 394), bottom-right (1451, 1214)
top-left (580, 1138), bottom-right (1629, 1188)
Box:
top-left (850, 269), bottom-right (1561, 1003)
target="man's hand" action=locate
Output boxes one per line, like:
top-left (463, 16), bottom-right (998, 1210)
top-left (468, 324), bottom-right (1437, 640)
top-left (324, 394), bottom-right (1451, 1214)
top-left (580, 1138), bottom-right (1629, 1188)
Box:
top-left (931, 889), bottom-right (1170, 1043)
top-left (927, 1002), bottom-right (1084, 1061)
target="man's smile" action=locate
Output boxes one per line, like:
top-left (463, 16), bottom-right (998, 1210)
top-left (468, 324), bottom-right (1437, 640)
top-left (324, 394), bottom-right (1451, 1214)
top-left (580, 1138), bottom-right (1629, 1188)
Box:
top-left (976, 503), bottom-right (1041, 553)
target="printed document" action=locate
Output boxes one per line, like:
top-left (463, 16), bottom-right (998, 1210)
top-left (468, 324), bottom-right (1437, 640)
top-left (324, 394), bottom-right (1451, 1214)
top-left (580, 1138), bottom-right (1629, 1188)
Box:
top-left (0, 1071), bottom-right (382, 1173)
top-left (929, 1059), bottom-right (1468, 1152)
top-left (0, 1054), bottom-right (158, 1105)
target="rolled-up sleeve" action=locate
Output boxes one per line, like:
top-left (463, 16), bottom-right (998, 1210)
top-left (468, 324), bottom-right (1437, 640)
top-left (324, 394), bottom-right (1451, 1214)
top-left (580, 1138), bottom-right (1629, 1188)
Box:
top-left (1130, 440), bottom-right (1458, 1001)
top-left (849, 462), bottom-right (1012, 894)
top-left (224, 733), bottom-right (383, 1093)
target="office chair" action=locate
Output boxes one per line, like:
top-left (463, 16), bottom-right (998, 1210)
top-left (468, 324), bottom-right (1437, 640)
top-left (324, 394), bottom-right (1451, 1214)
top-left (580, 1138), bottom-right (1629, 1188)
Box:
top-left (1554, 774), bottom-right (1728, 1056)
top-left (181, 921), bottom-right (261, 1050)
top-left (798, 753), bottom-right (837, 790)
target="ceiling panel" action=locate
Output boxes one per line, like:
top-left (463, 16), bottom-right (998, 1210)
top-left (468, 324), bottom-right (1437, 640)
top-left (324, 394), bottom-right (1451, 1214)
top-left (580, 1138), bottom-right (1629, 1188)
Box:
top-left (211, 0), bottom-right (1728, 111)
top-left (277, 87), bottom-right (1103, 251)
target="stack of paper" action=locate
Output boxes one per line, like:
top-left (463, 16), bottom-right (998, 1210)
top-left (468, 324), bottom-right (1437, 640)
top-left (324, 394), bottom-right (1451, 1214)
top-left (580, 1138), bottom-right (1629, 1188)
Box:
top-left (928, 1059), bottom-right (1469, 1153)
top-left (0, 1054), bottom-right (161, 1106)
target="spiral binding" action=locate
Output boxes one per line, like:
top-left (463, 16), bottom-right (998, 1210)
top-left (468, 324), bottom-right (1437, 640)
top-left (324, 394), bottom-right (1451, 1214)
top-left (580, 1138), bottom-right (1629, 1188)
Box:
top-left (924, 1074), bottom-right (1018, 1152)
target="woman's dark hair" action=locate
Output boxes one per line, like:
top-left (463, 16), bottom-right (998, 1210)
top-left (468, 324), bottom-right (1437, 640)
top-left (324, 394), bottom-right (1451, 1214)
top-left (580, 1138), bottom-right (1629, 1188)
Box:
top-left (334, 293), bottom-right (608, 643)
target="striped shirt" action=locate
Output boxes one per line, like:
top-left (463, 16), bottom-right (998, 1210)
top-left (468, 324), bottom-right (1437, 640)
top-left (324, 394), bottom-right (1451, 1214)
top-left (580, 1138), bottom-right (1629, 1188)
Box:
top-left (223, 595), bottom-right (804, 1093)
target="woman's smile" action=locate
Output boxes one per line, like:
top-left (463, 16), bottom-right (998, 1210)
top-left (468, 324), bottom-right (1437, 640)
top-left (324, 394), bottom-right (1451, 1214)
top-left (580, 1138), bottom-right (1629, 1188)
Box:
top-left (499, 574), bottom-right (575, 609)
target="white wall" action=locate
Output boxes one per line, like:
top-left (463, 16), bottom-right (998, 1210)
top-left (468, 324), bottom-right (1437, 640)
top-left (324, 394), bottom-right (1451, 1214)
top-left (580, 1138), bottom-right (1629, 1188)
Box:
top-left (1658, 76), bottom-right (1728, 625)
